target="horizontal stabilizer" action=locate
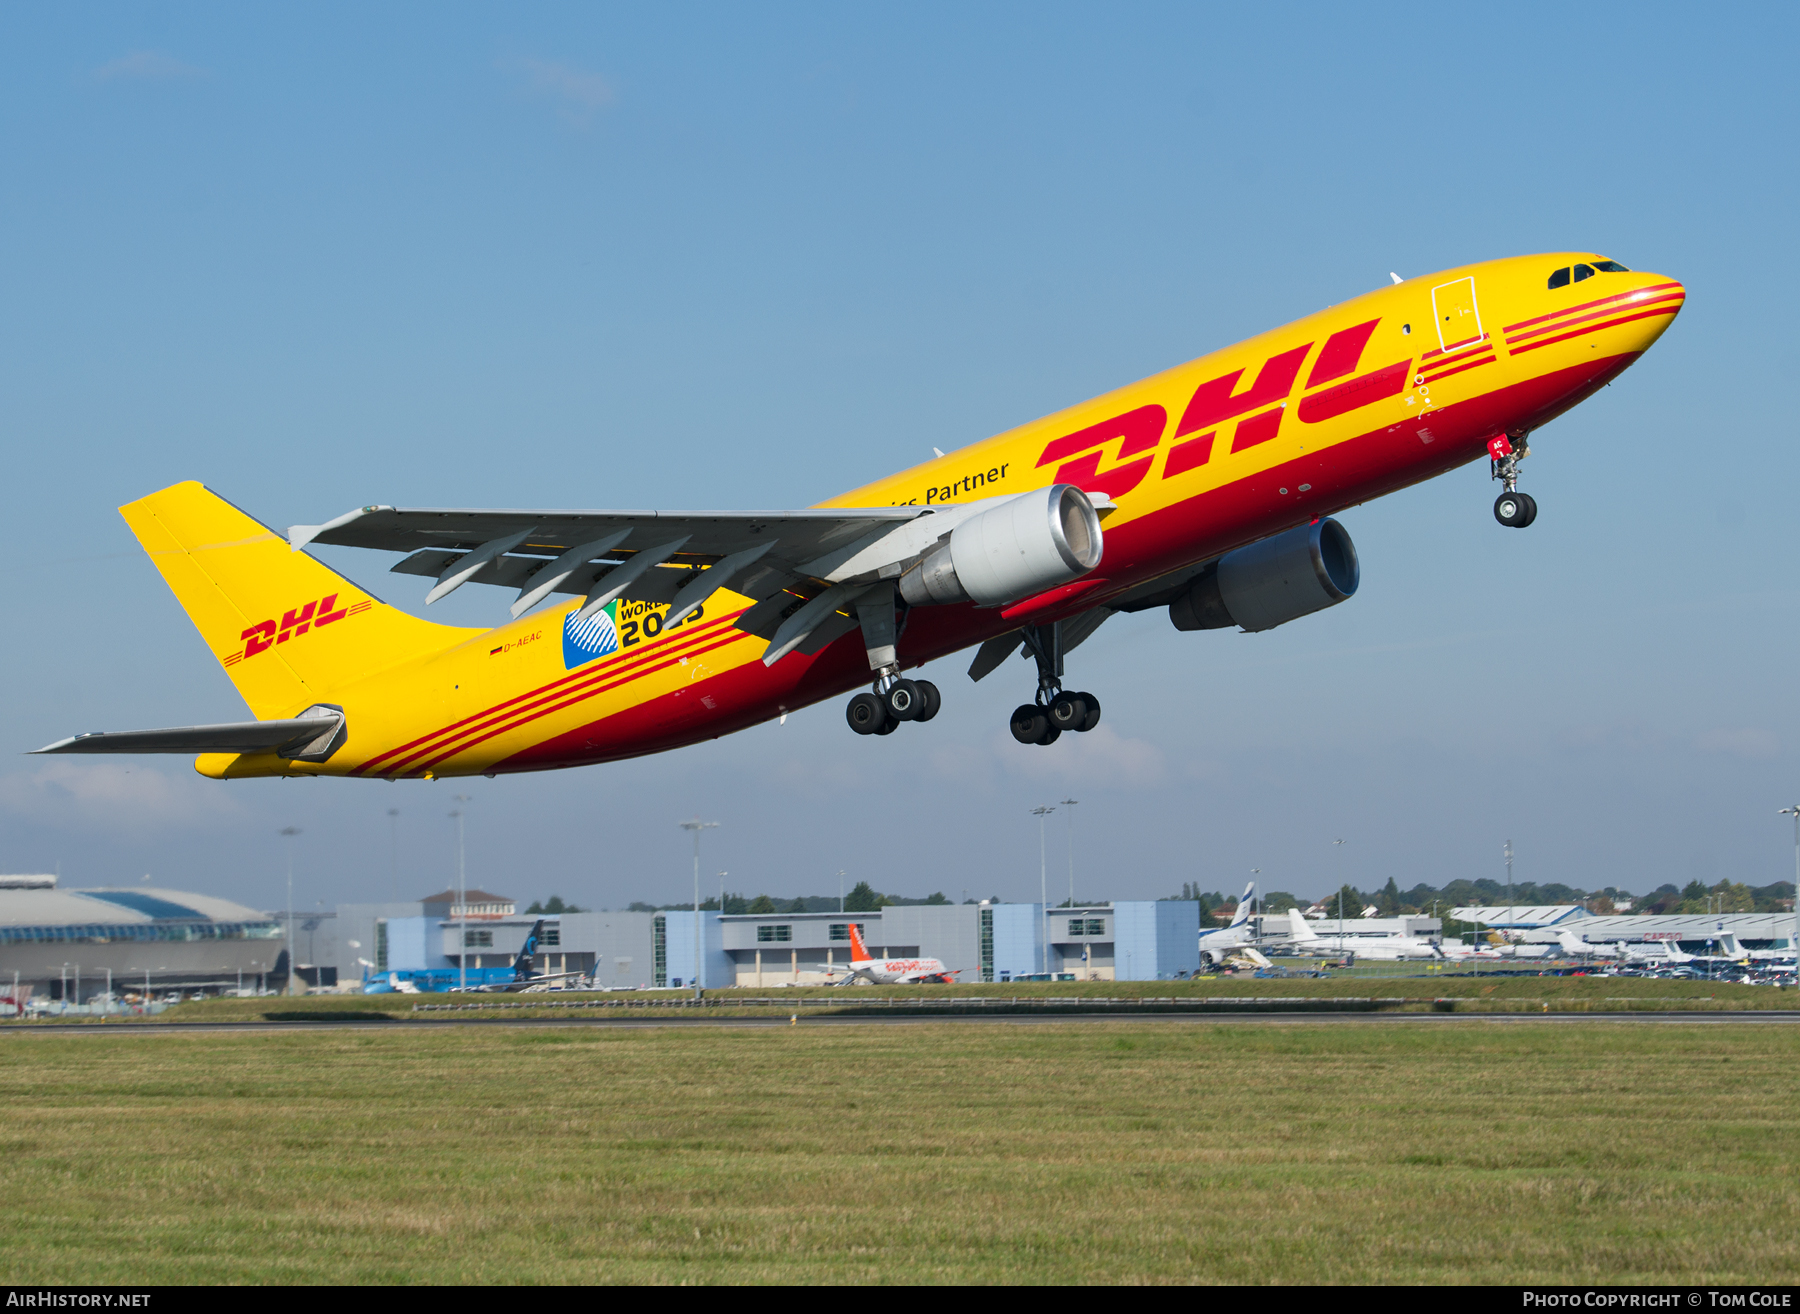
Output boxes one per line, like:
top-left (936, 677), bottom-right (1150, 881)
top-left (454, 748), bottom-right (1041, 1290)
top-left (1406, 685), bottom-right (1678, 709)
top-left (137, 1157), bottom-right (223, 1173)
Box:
top-left (34, 707), bottom-right (345, 761)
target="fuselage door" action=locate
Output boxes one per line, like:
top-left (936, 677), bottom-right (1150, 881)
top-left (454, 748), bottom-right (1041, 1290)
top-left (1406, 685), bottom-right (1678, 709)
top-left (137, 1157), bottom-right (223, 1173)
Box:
top-left (1431, 276), bottom-right (1483, 353)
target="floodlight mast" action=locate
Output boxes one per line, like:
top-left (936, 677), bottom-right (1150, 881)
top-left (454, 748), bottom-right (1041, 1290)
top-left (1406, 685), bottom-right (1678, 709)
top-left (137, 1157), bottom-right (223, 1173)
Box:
top-left (1031, 807), bottom-right (1055, 976)
top-left (1061, 799), bottom-right (1079, 909)
top-left (451, 797), bottom-right (471, 991)
top-left (1333, 839), bottom-right (1346, 942)
top-left (680, 820), bottom-right (718, 999)
top-left (279, 827), bottom-right (301, 995)
top-left (1505, 839), bottom-right (1515, 960)
top-left (1780, 806), bottom-right (1800, 971)
top-left (387, 807), bottom-right (400, 903)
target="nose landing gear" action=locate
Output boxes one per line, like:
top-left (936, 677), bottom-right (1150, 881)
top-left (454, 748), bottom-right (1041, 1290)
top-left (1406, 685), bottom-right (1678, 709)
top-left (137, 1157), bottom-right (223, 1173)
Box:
top-left (1009, 621), bottom-right (1102, 746)
top-left (1490, 432), bottom-right (1537, 528)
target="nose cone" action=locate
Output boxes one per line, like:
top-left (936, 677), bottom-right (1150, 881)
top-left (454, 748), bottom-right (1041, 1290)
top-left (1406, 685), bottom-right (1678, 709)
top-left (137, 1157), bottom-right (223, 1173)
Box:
top-left (1624, 272), bottom-right (1686, 351)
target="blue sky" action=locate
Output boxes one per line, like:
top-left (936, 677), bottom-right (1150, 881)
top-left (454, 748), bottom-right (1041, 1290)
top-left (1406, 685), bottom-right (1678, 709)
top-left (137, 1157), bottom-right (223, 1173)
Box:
top-left (2, 3), bottom-right (1796, 914)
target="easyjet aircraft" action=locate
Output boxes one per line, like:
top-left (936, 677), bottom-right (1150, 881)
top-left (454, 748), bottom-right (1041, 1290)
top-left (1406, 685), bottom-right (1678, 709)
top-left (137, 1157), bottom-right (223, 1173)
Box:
top-left (826, 923), bottom-right (959, 986)
top-left (37, 254), bottom-right (1683, 776)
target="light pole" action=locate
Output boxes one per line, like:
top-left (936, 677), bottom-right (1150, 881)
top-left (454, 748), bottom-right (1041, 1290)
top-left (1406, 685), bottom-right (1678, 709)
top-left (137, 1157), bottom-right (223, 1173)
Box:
top-left (1060, 799), bottom-right (1079, 909)
top-left (680, 819), bottom-right (718, 998)
top-left (450, 797), bottom-right (471, 991)
top-left (1780, 806), bottom-right (1800, 975)
top-left (279, 827), bottom-right (301, 995)
top-left (1031, 806), bottom-right (1055, 976)
top-left (718, 871), bottom-right (728, 913)
top-left (387, 807), bottom-right (400, 903)
top-left (1505, 838), bottom-right (1515, 960)
top-left (838, 870), bottom-right (846, 914)
top-left (1332, 839), bottom-right (1346, 941)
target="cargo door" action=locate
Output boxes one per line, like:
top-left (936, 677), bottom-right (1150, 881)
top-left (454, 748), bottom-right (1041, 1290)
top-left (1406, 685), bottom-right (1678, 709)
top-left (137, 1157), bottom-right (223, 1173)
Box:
top-left (1431, 276), bottom-right (1484, 353)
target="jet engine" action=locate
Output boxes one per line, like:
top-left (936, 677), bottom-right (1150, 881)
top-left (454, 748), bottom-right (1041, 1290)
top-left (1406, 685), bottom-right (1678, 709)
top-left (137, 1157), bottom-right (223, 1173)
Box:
top-left (899, 484), bottom-right (1103, 607)
top-left (1170, 517), bottom-right (1359, 633)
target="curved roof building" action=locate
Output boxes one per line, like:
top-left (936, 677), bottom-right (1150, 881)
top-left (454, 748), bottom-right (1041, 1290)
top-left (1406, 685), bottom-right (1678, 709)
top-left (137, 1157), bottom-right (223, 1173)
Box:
top-left (0, 880), bottom-right (284, 1000)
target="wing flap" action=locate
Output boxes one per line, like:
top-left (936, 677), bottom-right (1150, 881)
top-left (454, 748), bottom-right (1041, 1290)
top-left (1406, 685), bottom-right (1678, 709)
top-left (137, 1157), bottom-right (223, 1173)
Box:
top-left (296, 504), bottom-right (931, 622)
top-left (292, 505), bottom-right (921, 562)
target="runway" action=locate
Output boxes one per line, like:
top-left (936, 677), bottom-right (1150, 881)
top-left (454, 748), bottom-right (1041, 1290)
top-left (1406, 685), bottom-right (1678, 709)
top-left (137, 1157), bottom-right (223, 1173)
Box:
top-left (5, 1009), bottom-right (1800, 1035)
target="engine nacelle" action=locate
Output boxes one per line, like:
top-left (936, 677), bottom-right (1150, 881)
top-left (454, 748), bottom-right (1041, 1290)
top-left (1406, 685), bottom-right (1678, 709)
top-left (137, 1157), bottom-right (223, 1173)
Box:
top-left (1170, 517), bottom-right (1359, 633)
top-left (899, 484), bottom-right (1103, 607)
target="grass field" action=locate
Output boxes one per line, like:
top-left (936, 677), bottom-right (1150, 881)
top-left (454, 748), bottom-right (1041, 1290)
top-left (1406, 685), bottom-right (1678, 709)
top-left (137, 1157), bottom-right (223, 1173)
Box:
top-left (2, 1021), bottom-right (1796, 1283)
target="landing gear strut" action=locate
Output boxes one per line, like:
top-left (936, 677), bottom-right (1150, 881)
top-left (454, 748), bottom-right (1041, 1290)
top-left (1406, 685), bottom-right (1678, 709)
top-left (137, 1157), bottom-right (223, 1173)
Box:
top-left (1010, 621), bottom-right (1101, 746)
top-left (1490, 432), bottom-right (1537, 528)
top-left (844, 586), bottom-right (941, 737)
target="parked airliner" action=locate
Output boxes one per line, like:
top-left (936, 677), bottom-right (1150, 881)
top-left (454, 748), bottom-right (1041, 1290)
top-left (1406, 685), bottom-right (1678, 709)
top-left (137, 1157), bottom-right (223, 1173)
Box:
top-left (825, 922), bottom-right (958, 985)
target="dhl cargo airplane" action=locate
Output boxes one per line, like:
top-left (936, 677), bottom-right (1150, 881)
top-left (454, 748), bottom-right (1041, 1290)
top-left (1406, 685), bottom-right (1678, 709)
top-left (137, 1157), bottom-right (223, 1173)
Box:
top-left (36, 253), bottom-right (1683, 778)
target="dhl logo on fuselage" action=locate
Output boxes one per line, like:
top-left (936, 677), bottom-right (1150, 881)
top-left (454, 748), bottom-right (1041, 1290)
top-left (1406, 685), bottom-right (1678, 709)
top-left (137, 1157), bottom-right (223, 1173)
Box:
top-left (886, 316), bottom-right (1421, 507)
top-left (1031, 316), bottom-right (1417, 497)
top-left (222, 593), bottom-right (372, 667)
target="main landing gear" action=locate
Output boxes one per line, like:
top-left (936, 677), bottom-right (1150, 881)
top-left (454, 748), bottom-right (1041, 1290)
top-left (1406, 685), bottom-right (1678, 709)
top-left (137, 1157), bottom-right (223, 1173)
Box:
top-left (1009, 621), bottom-right (1102, 747)
top-left (1490, 432), bottom-right (1538, 528)
top-left (845, 583), bottom-right (941, 737)
top-left (846, 677), bottom-right (941, 736)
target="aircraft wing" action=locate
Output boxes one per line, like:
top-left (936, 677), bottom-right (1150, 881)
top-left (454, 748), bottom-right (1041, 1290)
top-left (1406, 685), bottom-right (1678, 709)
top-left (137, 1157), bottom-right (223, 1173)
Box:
top-left (291, 492), bottom-right (1115, 664)
top-left (289, 501), bottom-right (982, 659)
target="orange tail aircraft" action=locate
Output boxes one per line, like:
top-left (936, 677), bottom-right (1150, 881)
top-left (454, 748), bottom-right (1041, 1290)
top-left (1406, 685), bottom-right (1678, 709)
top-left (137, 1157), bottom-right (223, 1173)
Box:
top-left (37, 254), bottom-right (1683, 778)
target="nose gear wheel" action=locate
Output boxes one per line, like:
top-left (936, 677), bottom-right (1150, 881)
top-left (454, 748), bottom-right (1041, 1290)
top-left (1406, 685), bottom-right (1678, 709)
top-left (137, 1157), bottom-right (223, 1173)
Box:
top-left (1494, 491), bottom-right (1537, 528)
top-left (1489, 432), bottom-right (1537, 528)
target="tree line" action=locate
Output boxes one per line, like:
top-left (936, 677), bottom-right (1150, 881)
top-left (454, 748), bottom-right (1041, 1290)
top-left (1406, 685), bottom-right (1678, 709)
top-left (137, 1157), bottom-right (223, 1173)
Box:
top-left (626, 881), bottom-right (953, 915)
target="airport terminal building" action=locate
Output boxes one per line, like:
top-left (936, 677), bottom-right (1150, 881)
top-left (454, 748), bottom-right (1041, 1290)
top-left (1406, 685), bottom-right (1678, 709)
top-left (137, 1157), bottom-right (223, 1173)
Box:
top-left (0, 875), bottom-right (285, 1001)
top-left (368, 898), bottom-right (1202, 989)
top-left (655, 900), bottom-right (1198, 986)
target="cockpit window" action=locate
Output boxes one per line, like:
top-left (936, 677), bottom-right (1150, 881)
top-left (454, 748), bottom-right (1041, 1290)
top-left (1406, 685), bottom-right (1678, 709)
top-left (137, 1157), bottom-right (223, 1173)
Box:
top-left (1548, 267), bottom-right (1571, 289)
top-left (1572, 263), bottom-right (1596, 283)
top-left (1592, 259), bottom-right (1630, 272)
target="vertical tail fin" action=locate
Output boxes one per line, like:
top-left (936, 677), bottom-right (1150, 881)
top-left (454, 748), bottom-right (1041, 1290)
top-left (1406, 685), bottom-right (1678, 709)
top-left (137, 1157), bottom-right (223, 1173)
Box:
top-left (1228, 881), bottom-right (1256, 929)
top-left (513, 919), bottom-right (545, 981)
top-left (1289, 908), bottom-right (1318, 942)
top-left (847, 921), bottom-right (872, 962)
top-left (120, 482), bottom-right (477, 719)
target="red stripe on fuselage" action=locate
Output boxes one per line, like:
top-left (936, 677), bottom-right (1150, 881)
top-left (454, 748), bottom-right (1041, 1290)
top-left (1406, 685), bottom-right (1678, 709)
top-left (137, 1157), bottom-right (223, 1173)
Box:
top-left (354, 611), bottom-right (746, 775)
top-left (1505, 305), bottom-right (1682, 357)
top-left (1501, 282), bottom-right (1683, 334)
top-left (409, 627), bottom-right (757, 774)
top-left (1419, 352), bottom-right (1496, 385)
top-left (1504, 291), bottom-right (1685, 347)
top-left (1416, 333), bottom-right (1490, 363)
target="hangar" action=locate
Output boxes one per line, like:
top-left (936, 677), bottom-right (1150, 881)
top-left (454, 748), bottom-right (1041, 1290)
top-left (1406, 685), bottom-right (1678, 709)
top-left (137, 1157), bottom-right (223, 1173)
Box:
top-left (0, 875), bottom-right (284, 1001)
top-left (1528, 913), bottom-right (1793, 953)
top-left (362, 897), bottom-right (1201, 990)
top-left (370, 896), bottom-right (656, 989)
top-left (657, 901), bottom-right (1200, 987)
